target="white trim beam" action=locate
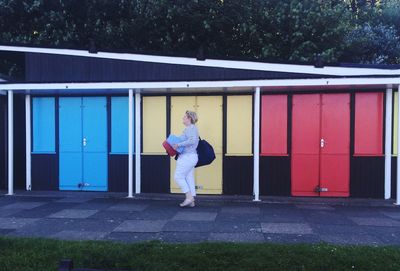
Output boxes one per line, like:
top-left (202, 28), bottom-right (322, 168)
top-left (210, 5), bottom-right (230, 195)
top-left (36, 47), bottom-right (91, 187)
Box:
top-left (25, 94), bottom-right (31, 191)
top-left (1, 77), bottom-right (400, 91)
top-left (135, 92), bottom-right (141, 194)
top-left (7, 90), bottom-right (13, 195)
top-left (128, 89), bottom-right (134, 198)
top-left (253, 87), bottom-right (261, 202)
top-left (1, 45), bottom-right (399, 76)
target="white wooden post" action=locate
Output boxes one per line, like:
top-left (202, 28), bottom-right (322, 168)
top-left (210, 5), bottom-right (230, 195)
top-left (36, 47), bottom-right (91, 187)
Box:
top-left (253, 87), bottom-right (261, 201)
top-left (397, 85), bottom-right (400, 205)
top-left (135, 92), bottom-right (141, 194)
top-left (128, 89), bottom-right (134, 198)
top-left (25, 94), bottom-right (32, 191)
top-left (7, 90), bottom-right (13, 195)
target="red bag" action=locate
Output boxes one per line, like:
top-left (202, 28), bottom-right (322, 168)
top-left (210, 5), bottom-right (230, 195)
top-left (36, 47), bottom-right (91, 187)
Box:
top-left (162, 140), bottom-right (177, 156)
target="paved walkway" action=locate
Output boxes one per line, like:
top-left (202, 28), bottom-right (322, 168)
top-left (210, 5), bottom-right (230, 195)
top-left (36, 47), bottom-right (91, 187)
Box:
top-left (1, 192), bottom-right (400, 245)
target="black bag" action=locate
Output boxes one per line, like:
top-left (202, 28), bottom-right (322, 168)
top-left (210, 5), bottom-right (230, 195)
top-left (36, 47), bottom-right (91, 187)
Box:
top-left (195, 138), bottom-right (216, 168)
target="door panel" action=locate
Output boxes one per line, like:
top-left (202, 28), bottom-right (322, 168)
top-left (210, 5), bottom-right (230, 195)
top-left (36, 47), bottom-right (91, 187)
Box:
top-left (59, 98), bottom-right (82, 152)
top-left (59, 98), bottom-right (82, 190)
top-left (320, 155), bottom-right (350, 196)
top-left (320, 94), bottom-right (350, 197)
top-left (59, 153), bottom-right (82, 190)
top-left (83, 153), bottom-right (108, 191)
top-left (291, 94), bottom-right (320, 196)
top-left (170, 97), bottom-right (196, 193)
top-left (82, 97), bottom-right (107, 191)
top-left (82, 97), bottom-right (107, 153)
top-left (292, 95), bottom-right (320, 154)
top-left (195, 96), bottom-right (223, 194)
top-left (291, 155), bottom-right (320, 196)
top-left (143, 96), bottom-right (166, 154)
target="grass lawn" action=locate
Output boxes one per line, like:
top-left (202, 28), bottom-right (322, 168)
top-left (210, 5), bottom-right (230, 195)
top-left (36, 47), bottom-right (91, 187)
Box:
top-left (1, 237), bottom-right (400, 271)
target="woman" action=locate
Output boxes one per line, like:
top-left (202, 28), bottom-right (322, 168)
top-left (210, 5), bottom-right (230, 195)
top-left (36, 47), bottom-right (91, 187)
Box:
top-left (172, 110), bottom-right (199, 207)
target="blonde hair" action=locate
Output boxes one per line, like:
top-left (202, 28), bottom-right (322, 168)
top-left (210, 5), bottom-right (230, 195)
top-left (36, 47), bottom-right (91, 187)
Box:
top-left (186, 110), bottom-right (198, 124)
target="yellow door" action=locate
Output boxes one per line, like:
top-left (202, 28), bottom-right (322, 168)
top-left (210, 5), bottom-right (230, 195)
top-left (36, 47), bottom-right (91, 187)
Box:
top-left (170, 96), bottom-right (223, 194)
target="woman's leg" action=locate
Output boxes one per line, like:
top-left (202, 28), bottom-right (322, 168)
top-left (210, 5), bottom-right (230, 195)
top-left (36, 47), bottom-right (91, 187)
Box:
top-left (174, 156), bottom-right (192, 196)
top-left (186, 167), bottom-right (196, 197)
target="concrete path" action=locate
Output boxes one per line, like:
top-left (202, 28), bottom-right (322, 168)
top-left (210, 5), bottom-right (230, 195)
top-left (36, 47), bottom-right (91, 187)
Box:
top-left (1, 192), bottom-right (400, 245)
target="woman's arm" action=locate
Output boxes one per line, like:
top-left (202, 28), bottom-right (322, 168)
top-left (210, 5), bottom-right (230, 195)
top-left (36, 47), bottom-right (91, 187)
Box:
top-left (177, 127), bottom-right (197, 147)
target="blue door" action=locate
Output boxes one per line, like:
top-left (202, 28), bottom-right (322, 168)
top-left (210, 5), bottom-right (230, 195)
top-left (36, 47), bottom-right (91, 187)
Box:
top-left (59, 97), bottom-right (108, 191)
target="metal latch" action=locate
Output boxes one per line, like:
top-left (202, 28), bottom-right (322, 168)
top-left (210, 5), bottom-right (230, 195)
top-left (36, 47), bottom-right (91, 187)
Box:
top-left (320, 138), bottom-right (325, 148)
top-left (315, 186), bottom-right (329, 192)
top-left (78, 183), bottom-right (90, 189)
top-left (83, 137), bottom-right (87, 146)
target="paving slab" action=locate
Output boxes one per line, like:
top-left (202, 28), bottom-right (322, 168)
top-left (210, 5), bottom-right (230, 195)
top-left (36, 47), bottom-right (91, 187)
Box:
top-left (0, 218), bottom-right (38, 230)
top-left (0, 208), bottom-right (23, 218)
top-left (296, 204), bottom-right (335, 211)
top-left (48, 209), bottom-right (99, 219)
top-left (56, 197), bottom-right (92, 203)
top-left (304, 211), bottom-right (356, 225)
top-left (381, 211), bottom-right (400, 220)
top-left (172, 211), bottom-right (217, 221)
top-left (51, 230), bottom-right (108, 241)
top-left (162, 221), bottom-right (214, 232)
top-left (1, 202), bottom-right (46, 210)
top-left (114, 220), bottom-right (167, 233)
top-left (107, 203), bottom-right (148, 212)
top-left (310, 224), bottom-right (367, 235)
top-left (159, 232), bottom-right (210, 243)
top-left (88, 210), bottom-right (134, 221)
top-left (208, 232), bottom-right (265, 243)
top-left (221, 206), bottom-right (260, 215)
top-left (105, 232), bottom-right (161, 243)
top-left (216, 213), bottom-right (261, 222)
top-left (213, 222), bottom-right (262, 233)
top-left (349, 217), bottom-right (400, 227)
top-left (261, 223), bottom-right (313, 235)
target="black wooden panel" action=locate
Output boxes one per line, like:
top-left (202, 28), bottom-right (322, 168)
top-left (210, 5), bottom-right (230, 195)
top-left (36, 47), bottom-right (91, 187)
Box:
top-left (223, 156), bottom-right (253, 195)
top-left (141, 155), bottom-right (169, 193)
top-left (31, 154), bottom-right (58, 190)
top-left (0, 96), bottom-right (6, 189)
top-left (108, 154), bottom-right (131, 193)
top-left (392, 157), bottom-right (397, 200)
top-left (259, 156), bottom-right (291, 196)
top-left (13, 94), bottom-right (26, 190)
top-left (25, 53), bottom-right (328, 84)
top-left (350, 157), bottom-right (384, 198)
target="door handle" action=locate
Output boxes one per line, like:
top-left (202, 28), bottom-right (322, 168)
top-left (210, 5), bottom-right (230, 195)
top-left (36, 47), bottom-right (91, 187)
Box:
top-left (320, 138), bottom-right (325, 148)
top-left (83, 137), bottom-right (87, 147)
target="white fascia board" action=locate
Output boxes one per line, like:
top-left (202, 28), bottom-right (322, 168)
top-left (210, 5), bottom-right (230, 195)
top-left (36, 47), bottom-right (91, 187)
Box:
top-left (1, 45), bottom-right (400, 77)
top-left (0, 77), bottom-right (399, 91)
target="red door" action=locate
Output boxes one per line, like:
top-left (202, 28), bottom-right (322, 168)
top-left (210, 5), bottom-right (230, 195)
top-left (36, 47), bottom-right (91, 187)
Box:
top-left (291, 94), bottom-right (350, 197)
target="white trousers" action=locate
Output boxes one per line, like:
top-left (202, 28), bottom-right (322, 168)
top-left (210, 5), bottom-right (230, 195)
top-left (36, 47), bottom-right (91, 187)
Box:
top-left (174, 153), bottom-right (198, 196)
